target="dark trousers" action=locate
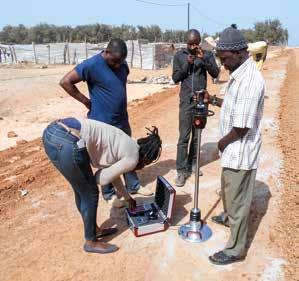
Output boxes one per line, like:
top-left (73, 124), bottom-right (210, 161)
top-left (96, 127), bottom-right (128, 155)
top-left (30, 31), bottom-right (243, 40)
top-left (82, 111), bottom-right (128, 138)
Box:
top-left (43, 122), bottom-right (98, 241)
top-left (176, 95), bottom-right (198, 174)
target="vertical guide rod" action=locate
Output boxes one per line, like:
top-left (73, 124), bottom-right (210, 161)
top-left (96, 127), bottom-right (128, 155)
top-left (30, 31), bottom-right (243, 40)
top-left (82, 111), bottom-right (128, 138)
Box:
top-left (194, 128), bottom-right (202, 209)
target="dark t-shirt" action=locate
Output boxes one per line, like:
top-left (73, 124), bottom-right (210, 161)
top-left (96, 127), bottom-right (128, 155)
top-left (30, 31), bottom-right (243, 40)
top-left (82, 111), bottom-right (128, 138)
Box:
top-left (75, 53), bottom-right (129, 130)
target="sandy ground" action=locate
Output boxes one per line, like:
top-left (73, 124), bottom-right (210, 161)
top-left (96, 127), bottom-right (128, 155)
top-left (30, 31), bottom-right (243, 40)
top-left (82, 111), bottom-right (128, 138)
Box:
top-left (0, 50), bottom-right (297, 281)
top-left (276, 49), bottom-right (299, 280)
top-left (0, 64), bottom-right (173, 150)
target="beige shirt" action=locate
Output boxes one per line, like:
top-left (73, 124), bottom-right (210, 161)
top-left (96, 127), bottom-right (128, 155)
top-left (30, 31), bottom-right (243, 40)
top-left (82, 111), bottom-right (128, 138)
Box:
top-left (78, 118), bottom-right (139, 197)
top-left (220, 58), bottom-right (265, 170)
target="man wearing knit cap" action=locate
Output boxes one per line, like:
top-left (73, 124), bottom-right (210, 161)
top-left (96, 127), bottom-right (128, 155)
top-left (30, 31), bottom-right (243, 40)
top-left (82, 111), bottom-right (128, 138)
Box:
top-left (204, 27), bottom-right (265, 265)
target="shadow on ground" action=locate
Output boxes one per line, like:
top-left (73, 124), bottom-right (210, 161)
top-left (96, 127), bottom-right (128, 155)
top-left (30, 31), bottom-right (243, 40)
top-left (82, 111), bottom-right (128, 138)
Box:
top-left (138, 142), bottom-right (220, 187)
top-left (246, 180), bottom-right (271, 252)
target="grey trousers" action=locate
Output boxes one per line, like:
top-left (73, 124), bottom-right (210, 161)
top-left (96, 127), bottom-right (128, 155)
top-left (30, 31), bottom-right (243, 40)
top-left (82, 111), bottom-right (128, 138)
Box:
top-left (221, 168), bottom-right (257, 257)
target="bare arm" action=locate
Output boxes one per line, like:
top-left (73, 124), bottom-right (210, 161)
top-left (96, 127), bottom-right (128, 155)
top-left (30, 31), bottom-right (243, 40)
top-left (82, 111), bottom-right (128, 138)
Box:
top-left (95, 162), bottom-right (137, 209)
top-left (95, 156), bottom-right (138, 197)
top-left (218, 127), bottom-right (249, 152)
top-left (59, 69), bottom-right (91, 110)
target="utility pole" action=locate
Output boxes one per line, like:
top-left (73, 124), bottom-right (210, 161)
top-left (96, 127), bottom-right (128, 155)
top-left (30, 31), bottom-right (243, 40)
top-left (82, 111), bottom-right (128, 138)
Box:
top-left (187, 2), bottom-right (190, 30)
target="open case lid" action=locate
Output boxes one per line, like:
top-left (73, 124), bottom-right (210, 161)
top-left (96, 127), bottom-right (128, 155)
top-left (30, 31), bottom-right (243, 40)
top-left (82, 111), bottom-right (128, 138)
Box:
top-left (154, 176), bottom-right (176, 220)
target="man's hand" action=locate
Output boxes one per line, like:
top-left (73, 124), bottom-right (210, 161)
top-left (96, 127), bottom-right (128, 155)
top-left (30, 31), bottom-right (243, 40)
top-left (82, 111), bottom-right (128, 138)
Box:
top-left (187, 54), bottom-right (196, 64)
top-left (196, 47), bottom-right (204, 59)
top-left (126, 197), bottom-right (137, 210)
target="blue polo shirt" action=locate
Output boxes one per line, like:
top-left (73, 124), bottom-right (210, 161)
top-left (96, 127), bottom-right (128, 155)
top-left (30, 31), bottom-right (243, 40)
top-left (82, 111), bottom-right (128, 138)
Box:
top-left (75, 53), bottom-right (129, 130)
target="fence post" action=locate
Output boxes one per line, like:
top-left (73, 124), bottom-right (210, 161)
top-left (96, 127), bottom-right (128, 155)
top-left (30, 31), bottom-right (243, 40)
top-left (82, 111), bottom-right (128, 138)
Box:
top-left (130, 40), bottom-right (134, 68)
top-left (63, 43), bottom-right (67, 64)
top-left (85, 39), bottom-right (88, 59)
top-left (138, 40), bottom-right (142, 69)
top-left (47, 44), bottom-right (51, 64)
top-left (3, 49), bottom-right (7, 63)
top-left (152, 44), bottom-right (156, 70)
top-left (72, 49), bottom-right (77, 64)
top-left (32, 42), bottom-right (38, 64)
top-left (12, 46), bottom-right (18, 63)
top-left (67, 42), bottom-right (70, 64)
top-left (9, 46), bottom-right (14, 63)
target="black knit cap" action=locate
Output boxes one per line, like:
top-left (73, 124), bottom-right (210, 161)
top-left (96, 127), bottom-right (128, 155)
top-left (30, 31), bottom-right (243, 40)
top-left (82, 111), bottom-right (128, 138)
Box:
top-left (216, 27), bottom-right (248, 51)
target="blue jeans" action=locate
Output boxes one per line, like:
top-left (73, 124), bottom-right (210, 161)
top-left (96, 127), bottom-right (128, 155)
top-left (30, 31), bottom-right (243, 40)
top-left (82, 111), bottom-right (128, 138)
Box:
top-left (102, 126), bottom-right (140, 200)
top-left (42, 122), bottom-right (98, 241)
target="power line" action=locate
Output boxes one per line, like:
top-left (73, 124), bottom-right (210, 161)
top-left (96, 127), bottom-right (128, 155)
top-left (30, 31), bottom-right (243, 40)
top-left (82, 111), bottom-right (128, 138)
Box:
top-left (135, 0), bottom-right (186, 7)
top-left (190, 4), bottom-right (226, 27)
top-left (136, 0), bottom-right (189, 30)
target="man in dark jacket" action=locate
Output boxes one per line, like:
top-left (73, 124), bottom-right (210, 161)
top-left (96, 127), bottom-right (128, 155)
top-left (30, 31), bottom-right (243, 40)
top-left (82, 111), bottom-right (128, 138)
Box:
top-left (172, 29), bottom-right (219, 187)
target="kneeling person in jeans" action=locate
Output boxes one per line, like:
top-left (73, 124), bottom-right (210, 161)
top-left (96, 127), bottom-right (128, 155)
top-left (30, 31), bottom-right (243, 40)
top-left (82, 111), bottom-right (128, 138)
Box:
top-left (42, 117), bottom-right (162, 254)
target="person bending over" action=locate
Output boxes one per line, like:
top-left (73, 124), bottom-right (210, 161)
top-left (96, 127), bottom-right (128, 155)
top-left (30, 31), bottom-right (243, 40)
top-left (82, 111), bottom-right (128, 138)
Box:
top-left (42, 117), bottom-right (162, 254)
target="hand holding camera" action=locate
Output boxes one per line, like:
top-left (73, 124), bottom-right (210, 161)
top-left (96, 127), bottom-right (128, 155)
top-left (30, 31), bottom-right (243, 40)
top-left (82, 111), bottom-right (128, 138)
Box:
top-left (187, 47), bottom-right (205, 64)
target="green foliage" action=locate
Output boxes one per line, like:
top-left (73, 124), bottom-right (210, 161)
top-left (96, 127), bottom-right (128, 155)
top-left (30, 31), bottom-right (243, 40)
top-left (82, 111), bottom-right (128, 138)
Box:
top-left (0, 23), bottom-right (184, 44)
top-left (241, 19), bottom-right (288, 45)
top-left (0, 19), bottom-right (288, 45)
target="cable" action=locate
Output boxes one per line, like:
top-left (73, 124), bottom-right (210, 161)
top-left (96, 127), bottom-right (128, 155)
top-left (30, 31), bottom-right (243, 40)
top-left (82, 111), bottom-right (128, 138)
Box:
top-left (136, 0), bottom-right (186, 7)
top-left (190, 4), bottom-right (226, 27)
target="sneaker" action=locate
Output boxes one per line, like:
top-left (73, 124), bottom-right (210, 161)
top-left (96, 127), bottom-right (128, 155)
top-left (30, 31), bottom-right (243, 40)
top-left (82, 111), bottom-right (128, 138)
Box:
top-left (175, 173), bottom-right (186, 187)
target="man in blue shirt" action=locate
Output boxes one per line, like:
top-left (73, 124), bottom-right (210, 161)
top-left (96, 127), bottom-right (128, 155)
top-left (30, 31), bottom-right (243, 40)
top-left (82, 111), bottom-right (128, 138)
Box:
top-left (59, 39), bottom-right (151, 200)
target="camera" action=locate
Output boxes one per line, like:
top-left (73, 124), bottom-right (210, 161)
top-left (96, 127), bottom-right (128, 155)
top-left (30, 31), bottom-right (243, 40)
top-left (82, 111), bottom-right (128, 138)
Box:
top-left (188, 47), bottom-right (198, 56)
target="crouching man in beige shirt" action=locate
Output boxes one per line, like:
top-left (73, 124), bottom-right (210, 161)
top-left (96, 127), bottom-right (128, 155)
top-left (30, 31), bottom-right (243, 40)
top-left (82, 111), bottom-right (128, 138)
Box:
top-left (42, 117), bottom-right (162, 254)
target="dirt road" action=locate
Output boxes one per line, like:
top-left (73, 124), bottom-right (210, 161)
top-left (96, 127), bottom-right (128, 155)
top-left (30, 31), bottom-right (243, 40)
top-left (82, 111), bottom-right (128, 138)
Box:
top-left (0, 64), bottom-right (173, 150)
top-left (0, 50), bottom-right (297, 281)
top-left (277, 49), bottom-right (299, 280)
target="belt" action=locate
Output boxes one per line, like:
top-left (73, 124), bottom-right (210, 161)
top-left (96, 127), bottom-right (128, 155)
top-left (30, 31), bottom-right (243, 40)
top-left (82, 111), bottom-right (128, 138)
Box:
top-left (56, 121), bottom-right (81, 139)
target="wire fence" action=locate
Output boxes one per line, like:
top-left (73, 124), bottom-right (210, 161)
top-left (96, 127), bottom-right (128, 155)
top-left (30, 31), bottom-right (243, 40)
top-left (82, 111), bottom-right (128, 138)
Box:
top-left (0, 40), bottom-right (178, 69)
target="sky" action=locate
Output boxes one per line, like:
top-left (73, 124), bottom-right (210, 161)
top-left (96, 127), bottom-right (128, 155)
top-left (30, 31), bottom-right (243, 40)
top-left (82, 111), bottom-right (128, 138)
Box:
top-left (0, 0), bottom-right (297, 46)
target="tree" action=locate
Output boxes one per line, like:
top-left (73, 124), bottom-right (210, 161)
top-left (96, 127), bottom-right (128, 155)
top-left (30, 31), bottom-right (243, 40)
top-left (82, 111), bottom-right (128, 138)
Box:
top-left (254, 19), bottom-right (288, 45)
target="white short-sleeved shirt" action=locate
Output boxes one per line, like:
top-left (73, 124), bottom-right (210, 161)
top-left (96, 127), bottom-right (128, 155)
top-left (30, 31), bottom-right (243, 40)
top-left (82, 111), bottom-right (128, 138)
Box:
top-left (220, 58), bottom-right (265, 170)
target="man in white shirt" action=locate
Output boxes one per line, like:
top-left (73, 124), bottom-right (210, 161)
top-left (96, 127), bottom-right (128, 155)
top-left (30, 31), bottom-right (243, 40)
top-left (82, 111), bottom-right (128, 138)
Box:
top-left (204, 27), bottom-right (265, 265)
